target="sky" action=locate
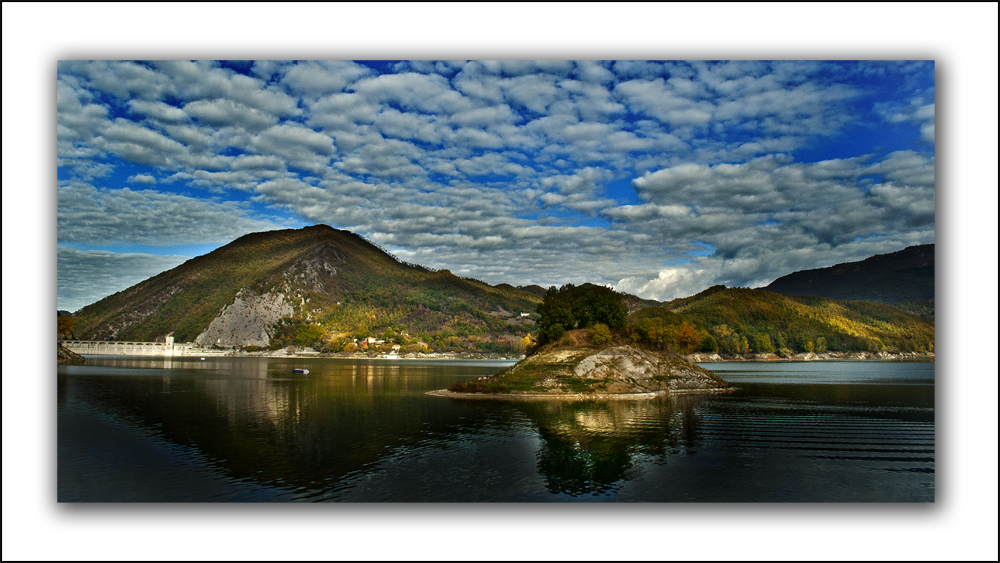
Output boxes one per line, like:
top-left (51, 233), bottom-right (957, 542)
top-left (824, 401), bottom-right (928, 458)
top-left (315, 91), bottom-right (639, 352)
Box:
top-left (56, 59), bottom-right (936, 311)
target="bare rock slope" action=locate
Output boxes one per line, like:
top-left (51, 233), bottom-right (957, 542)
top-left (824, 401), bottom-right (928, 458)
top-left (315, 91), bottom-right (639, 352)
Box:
top-left (194, 289), bottom-right (294, 348)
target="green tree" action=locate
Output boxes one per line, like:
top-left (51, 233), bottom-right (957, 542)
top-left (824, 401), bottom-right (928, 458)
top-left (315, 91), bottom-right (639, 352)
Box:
top-left (751, 333), bottom-right (774, 353)
top-left (542, 323), bottom-right (566, 342)
top-left (295, 323), bottom-right (325, 346)
top-left (591, 323), bottom-right (612, 345)
top-left (699, 333), bottom-right (719, 353)
top-left (536, 284), bottom-right (628, 344)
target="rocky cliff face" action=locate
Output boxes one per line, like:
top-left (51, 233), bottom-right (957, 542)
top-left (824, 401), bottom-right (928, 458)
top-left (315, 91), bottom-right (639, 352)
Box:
top-left (194, 289), bottom-right (294, 347)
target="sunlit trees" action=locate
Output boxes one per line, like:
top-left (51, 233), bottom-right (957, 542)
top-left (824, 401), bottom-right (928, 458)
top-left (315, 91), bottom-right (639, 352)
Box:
top-left (591, 323), bottom-right (612, 345)
top-left (295, 323), bottom-right (325, 346)
top-left (675, 321), bottom-right (702, 354)
top-left (57, 315), bottom-right (75, 340)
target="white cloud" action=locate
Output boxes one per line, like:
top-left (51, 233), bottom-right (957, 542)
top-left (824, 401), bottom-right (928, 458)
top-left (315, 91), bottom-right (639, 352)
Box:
top-left (127, 99), bottom-right (188, 122)
top-left (351, 72), bottom-right (475, 114)
top-left (127, 174), bottom-right (156, 185)
top-left (250, 124), bottom-right (336, 174)
top-left (58, 182), bottom-right (288, 245)
top-left (279, 60), bottom-right (372, 98)
top-left (183, 98), bottom-right (278, 132)
top-left (877, 93), bottom-right (935, 144)
top-left (615, 78), bottom-right (715, 128)
top-left (57, 247), bottom-right (190, 312)
top-left (615, 262), bottom-right (721, 302)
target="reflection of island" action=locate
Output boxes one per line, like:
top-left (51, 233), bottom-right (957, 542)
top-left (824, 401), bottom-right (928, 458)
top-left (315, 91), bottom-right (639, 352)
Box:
top-left (61, 358), bottom-right (722, 500)
top-left (517, 396), bottom-right (709, 496)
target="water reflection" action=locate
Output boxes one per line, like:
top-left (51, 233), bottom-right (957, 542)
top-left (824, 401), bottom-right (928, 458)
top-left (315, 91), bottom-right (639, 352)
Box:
top-left (59, 359), bottom-right (516, 500)
top-left (58, 358), bottom-right (934, 502)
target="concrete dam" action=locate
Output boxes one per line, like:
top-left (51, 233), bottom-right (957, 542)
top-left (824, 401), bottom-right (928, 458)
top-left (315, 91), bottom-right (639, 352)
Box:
top-left (62, 337), bottom-right (230, 357)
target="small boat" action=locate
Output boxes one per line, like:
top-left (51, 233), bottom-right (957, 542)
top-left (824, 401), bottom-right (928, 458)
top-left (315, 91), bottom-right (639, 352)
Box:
top-left (292, 368), bottom-right (310, 374)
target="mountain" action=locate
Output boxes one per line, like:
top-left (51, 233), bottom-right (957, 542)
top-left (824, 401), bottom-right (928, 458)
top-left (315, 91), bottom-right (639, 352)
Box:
top-left (764, 245), bottom-right (935, 319)
top-left (636, 285), bottom-right (934, 355)
top-left (73, 225), bottom-right (542, 353)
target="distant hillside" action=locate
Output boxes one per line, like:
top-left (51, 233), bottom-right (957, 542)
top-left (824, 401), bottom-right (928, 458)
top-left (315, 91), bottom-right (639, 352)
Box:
top-left (764, 244), bottom-right (934, 319)
top-left (632, 285), bottom-right (934, 356)
top-left (74, 225), bottom-right (542, 354)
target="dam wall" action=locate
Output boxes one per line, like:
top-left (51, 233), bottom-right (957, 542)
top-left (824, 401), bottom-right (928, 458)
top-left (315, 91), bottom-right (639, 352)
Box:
top-left (61, 340), bottom-right (230, 357)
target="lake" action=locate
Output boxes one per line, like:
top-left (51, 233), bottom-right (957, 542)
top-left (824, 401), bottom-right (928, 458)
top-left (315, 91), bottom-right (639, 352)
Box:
top-left (58, 356), bottom-right (934, 502)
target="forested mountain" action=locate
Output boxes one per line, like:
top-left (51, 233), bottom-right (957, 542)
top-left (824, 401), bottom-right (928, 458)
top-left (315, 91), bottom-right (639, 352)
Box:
top-left (73, 225), bottom-right (543, 353)
top-left (629, 286), bottom-right (934, 356)
top-left (764, 244), bottom-right (935, 320)
top-left (70, 226), bottom-right (935, 357)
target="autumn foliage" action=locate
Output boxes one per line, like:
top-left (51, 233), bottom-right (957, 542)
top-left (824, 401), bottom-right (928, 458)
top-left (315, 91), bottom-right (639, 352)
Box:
top-left (628, 286), bottom-right (934, 355)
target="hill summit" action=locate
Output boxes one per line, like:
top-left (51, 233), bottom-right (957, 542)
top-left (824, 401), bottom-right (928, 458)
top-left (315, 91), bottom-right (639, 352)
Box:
top-left (73, 225), bottom-right (542, 354)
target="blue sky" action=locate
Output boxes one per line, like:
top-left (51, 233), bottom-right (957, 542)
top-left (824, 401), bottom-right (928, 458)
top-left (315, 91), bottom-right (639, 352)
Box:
top-left (56, 59), bottom-right (935, 311)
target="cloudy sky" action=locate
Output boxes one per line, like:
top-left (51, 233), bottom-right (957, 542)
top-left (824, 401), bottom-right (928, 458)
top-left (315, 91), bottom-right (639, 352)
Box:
top-left (56, 59), bottom-right (935, 311)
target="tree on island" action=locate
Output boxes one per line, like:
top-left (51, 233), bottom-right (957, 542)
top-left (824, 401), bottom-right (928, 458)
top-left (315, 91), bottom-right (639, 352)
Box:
top-left (536, 284), bottom-right (628, 344)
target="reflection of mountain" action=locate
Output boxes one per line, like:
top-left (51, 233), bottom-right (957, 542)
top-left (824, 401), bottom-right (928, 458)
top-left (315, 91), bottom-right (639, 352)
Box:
top-left (59, 361), bottom-right (508, 497)
top-left (517, 397), bottom-right (709, 496)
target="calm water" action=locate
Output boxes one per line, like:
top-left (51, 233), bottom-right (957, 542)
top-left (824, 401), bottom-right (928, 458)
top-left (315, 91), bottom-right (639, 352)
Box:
top-left (58, 357), bottom-right (934, 502)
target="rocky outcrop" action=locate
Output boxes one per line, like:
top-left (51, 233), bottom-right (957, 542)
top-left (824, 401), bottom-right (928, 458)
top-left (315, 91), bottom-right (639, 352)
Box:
top-left (572, 346), bottom-right (730, 393)
top-left (436, 330), bottom-right (732, 399)
top-left (58, 342), bottom-right (85, 365)
top-left (285, 243), bottom-right (344, 292)
top-left (195, 289), bottom-right (294, 348)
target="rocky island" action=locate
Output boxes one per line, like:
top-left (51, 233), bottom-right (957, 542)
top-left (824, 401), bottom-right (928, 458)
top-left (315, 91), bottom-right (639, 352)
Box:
top-left (429, 328), bottom-right (733, 400)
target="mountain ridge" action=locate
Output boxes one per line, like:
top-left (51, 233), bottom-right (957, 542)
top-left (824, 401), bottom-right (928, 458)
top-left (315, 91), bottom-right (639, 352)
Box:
top-left (765, 244), bottom-right (934, 304)
top-left (70, 227), bottom-right (935, 356)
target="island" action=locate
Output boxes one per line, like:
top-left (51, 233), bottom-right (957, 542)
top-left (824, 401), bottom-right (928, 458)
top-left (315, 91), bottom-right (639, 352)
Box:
top-left (429, 283), bottom-right (735, 401)
top-left (429, 328), bottom-right (732, 400)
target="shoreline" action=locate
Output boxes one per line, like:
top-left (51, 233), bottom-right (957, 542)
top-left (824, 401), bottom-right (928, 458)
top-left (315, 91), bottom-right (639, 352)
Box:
top-left (426, 387), bottom-right (738, 401)
top-left (685, 351), bottom-right (935, 363)
top-left (75, 350), bottom-right (524, 362)
top-left (71, 349), bottom-right (935, 362)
